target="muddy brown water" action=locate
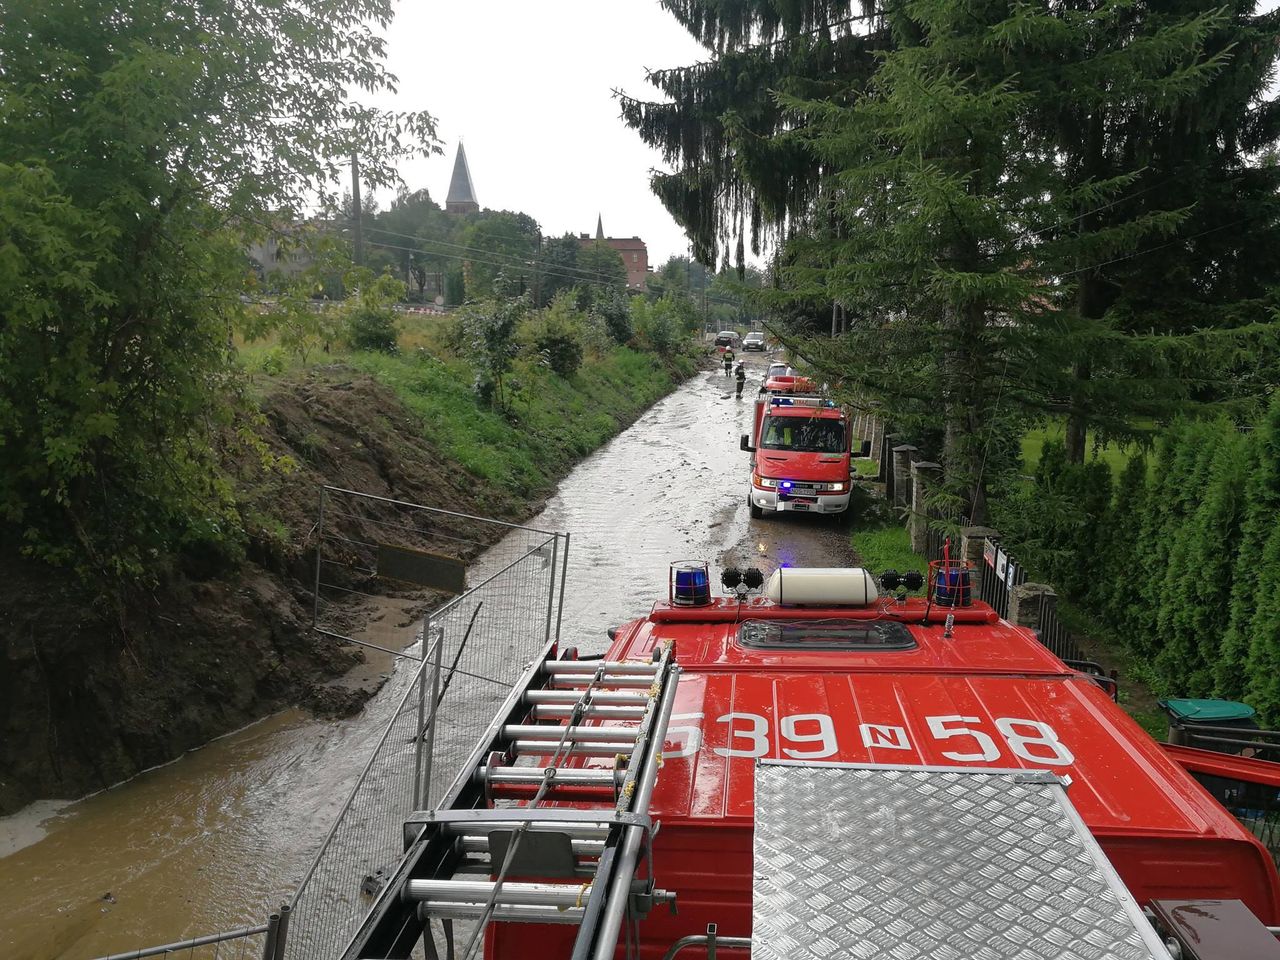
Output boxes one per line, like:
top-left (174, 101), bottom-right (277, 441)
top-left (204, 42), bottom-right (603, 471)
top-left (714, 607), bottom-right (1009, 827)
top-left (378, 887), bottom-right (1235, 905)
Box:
top-left (0, 355), bottom-right (854, 959)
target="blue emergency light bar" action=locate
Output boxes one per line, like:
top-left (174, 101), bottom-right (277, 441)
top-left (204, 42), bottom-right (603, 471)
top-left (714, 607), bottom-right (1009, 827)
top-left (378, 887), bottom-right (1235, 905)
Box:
top-left (769, 396), bottom-right (836, 408)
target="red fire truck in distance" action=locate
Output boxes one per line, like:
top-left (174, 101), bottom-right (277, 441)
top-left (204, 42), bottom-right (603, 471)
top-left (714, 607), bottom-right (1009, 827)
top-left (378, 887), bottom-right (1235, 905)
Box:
top-left (741, 395), bottom-right (852, 518)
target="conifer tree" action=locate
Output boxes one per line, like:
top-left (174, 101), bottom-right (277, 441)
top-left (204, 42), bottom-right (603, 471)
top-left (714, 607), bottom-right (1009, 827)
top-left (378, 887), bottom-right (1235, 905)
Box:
top-left (1132, 424), bottom-right (1186, 659)
top-left (1221, 395), bottom-right (1280, 697)
top-left (1245, 525), bottom-right (1280, 722)
top-left (1098, 453), bottom-right (1150, 633)
top-left (627, 0), bottom-right (1280, 513)
top-left (619, 1), bottom-right (883, 266)
top-left (1161, 424), bottom-right (1249, 694)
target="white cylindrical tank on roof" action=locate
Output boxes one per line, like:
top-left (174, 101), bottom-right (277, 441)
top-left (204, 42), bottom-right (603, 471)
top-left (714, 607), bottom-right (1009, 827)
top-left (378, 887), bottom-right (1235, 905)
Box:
top-left (762, 567), bottom-right (879, 606)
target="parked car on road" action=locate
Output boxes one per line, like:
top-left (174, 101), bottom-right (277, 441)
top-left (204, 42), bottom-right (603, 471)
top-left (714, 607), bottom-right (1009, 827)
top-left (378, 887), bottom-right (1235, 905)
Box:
top-left (742, 331), bottom-right (767, 351)
top-left (714, 331), bottom-right (740, 350)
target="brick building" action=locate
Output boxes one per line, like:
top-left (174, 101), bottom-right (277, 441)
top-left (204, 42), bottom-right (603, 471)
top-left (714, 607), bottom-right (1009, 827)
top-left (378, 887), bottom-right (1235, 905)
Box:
top-left (579, 215), bottom-right (649, 291)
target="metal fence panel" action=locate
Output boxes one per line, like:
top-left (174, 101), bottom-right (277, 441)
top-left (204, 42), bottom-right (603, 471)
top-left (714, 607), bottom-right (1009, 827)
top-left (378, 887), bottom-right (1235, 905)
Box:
top-left (280, 490), bottom-right (567, 960)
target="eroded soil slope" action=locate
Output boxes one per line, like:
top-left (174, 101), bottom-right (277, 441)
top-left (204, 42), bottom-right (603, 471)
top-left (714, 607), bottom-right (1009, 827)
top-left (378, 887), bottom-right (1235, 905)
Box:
top-left (0, 366), bottom-right (663, 814)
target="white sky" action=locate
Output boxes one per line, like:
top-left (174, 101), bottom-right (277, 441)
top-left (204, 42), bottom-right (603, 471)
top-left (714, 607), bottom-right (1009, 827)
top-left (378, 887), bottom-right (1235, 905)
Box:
top-left (374, 0), bottom-right (709, 266)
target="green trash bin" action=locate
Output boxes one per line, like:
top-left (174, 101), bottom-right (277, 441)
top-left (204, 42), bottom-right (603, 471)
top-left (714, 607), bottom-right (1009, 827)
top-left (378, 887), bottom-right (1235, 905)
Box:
top-left (1159, 698), bottom-right (1258, 752)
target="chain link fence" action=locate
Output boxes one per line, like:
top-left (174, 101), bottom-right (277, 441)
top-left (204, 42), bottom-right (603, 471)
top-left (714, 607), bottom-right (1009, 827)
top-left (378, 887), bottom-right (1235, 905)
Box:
top-left (282, 491), bottom-right (567, 960)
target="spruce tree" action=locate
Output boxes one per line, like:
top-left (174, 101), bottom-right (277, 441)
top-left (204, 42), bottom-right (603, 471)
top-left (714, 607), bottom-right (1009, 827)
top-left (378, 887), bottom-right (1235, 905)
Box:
top-left (627, 0), bottom-right (1280, 513)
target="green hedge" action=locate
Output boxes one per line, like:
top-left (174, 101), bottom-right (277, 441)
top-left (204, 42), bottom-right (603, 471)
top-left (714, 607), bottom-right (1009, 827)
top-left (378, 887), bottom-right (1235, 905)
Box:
top-left (994, 395), bottom-right (1280, 722)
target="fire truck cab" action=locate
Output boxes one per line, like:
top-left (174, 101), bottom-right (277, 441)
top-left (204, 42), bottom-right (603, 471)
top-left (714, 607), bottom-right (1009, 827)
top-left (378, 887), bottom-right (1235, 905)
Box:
top-left (742, 396), bottom-right (852, 517)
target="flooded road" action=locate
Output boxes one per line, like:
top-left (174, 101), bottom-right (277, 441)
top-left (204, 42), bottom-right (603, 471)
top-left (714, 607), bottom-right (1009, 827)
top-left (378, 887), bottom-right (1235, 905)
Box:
top-left (0, 354), bottom-right (853, 960)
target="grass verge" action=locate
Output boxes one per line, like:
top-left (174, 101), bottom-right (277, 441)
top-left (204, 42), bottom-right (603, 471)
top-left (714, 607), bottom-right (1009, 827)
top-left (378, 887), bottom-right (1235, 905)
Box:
top-left (847, 488), bottom-right (927, 576)
top-left (343, 347), bottom-right (693, 498)
top-left (1020, 419), bottom-right (1139, 476)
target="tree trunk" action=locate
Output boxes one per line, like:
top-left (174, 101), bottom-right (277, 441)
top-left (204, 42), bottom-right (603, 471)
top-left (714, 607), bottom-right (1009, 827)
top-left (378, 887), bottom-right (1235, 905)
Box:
top-left (1066, 110), bottom-right (1107, 464)
top-left (942, 292), bottom-right (990, 525)
top-left (1065, 357), bottom-right (1090, 463)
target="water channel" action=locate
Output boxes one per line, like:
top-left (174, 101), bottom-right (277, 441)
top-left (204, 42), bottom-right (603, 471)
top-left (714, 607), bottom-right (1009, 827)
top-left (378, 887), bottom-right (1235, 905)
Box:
top-left (0, 356), bottom-right (853, 959)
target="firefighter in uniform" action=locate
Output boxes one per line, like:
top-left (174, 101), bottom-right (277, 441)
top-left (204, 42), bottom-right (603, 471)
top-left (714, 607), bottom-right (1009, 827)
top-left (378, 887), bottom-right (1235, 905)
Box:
top-left (723, 348), bottom-right (735, 377)
top-left (735, 362), bottom-right (747, 398)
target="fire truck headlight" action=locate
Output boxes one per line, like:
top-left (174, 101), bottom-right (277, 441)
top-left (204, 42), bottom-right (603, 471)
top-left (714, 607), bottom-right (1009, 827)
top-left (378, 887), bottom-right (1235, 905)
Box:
top-left (754, 475), bottom-right (778, 489)
top-left (825, 481), bottom-right (847, 493)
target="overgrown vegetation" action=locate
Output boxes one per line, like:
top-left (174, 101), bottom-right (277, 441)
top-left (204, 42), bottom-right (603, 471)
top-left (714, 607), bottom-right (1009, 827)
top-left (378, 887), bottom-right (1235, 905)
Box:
top-left (993, 395), bottom-right (1280, 722)
top-left (0, 0), bottom-right (436, 584)
top-left (345, 345), bottom-right (694, 498)
top-left (238, 285), bottom-right (700, 502)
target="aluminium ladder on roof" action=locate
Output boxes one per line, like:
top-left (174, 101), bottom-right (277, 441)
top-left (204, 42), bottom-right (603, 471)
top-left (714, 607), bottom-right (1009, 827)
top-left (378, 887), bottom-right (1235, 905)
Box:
top-left (341, 645), bottom-right (681, 960)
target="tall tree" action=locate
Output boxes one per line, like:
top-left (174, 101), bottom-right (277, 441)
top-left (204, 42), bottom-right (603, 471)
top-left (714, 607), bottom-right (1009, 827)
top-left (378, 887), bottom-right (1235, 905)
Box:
top-left (535, 234), bottom-right (586, 307)
top-left (620, 1), bottom-right (883, 267)
top-left (629, 0), bottom-right (1279, 519)
top-left (0, 0), bottom-right (437, 579)
top-left (458, 211), bottom-right (540, 299)
top-left (577, 243), bottom-right (629, 290)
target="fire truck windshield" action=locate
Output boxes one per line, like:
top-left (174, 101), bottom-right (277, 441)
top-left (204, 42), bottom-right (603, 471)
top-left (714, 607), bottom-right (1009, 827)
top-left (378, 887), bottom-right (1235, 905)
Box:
top-left (760, 417), bottom-right (845, 453)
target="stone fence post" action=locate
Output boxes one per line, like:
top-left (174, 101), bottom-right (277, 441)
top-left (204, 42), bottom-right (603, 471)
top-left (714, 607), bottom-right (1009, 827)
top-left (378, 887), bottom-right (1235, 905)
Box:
top-left (909, 461), bottom-right (941, 554)
top-left (959, 527), bottom-right (998, 566)
top-left (892, 444), bottom-right (919, 508)
top-left (1008, 582), bottom-right (1056, 631)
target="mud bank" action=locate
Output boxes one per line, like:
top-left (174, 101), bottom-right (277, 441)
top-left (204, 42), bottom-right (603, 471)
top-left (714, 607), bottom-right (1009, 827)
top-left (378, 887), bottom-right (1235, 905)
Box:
top-left (0, 358), bottom-right (693, 816)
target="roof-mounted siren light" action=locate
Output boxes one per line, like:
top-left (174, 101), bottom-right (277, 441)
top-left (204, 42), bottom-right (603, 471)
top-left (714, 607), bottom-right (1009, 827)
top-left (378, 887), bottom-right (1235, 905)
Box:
top-left (928, 559), bottom-right (974, 607)
top-left (670, 561), bottom-right (711, 607)
top-left (763, 567), bottom-right (879, 606)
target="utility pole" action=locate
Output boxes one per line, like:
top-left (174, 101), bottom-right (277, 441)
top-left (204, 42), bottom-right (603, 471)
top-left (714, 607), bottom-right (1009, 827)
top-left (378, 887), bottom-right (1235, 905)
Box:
top-left (533, 231), bottom-right (542, 307)
top-left (350, 152), bottom-right (364, 267)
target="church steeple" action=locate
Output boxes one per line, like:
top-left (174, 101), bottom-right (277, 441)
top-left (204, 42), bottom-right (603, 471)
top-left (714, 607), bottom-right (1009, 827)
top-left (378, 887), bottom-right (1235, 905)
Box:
top-left (446, 142), bottom-right (479, 215)
top-left (595, 214), bottom-right (604, 241)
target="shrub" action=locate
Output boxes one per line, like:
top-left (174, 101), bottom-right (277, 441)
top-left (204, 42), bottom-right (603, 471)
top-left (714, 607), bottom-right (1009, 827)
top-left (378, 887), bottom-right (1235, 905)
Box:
top-left (536, 329), bottom-right (584, 377)
top-left (531, 291), bottom-right (587, 376)
top-left (347, 305), bottom-right (399, 352)
top-left (343, 268), bottom-right (406, 353)
top-left (258, 347), bottom-right (287, 375)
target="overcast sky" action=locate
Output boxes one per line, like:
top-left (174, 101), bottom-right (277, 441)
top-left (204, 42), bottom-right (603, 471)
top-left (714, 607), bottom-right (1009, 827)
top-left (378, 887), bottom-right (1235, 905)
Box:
top-left (374, 1), bottom-right (709, 266)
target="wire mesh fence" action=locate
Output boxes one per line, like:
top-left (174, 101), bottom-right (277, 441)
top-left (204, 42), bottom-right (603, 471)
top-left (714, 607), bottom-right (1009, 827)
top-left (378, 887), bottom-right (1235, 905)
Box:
top-left (282, 490), bottom-right (567, 960)
top-left (311, 486), bottom-right (561, 656)
top-left (91, 924), bottom-right (270, 960)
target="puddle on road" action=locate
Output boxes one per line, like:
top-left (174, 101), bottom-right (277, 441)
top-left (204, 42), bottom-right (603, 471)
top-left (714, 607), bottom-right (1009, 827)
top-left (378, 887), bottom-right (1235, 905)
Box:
top-left (0, 356), bottom-right (853, 959)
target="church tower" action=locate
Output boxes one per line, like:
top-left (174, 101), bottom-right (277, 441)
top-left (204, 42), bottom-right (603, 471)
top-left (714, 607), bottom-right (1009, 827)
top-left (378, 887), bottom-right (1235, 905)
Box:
top-left (445, 142), bottom-right (479, 215)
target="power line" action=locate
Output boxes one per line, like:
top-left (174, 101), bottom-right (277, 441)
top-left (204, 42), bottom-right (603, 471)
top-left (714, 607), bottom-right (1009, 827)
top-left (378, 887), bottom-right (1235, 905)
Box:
top-left (357, 234), bottom-right (747, 306)
top-left (356, 222), bottom-right (656, 289)
top-left (317, 216), bottom-right (731, 295)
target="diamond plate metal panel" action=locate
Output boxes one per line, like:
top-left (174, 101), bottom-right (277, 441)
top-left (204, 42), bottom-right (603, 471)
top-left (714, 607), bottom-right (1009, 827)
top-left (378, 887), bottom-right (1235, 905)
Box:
top-left (752, 763), bottom-right (1168, 960)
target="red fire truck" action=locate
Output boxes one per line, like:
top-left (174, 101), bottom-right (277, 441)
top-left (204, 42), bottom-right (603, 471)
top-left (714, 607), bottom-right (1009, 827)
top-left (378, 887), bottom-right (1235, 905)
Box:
top-left (741, 395), bottom-right (852, 518)
top-left (348, 562), bottom-right (1280, 960)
